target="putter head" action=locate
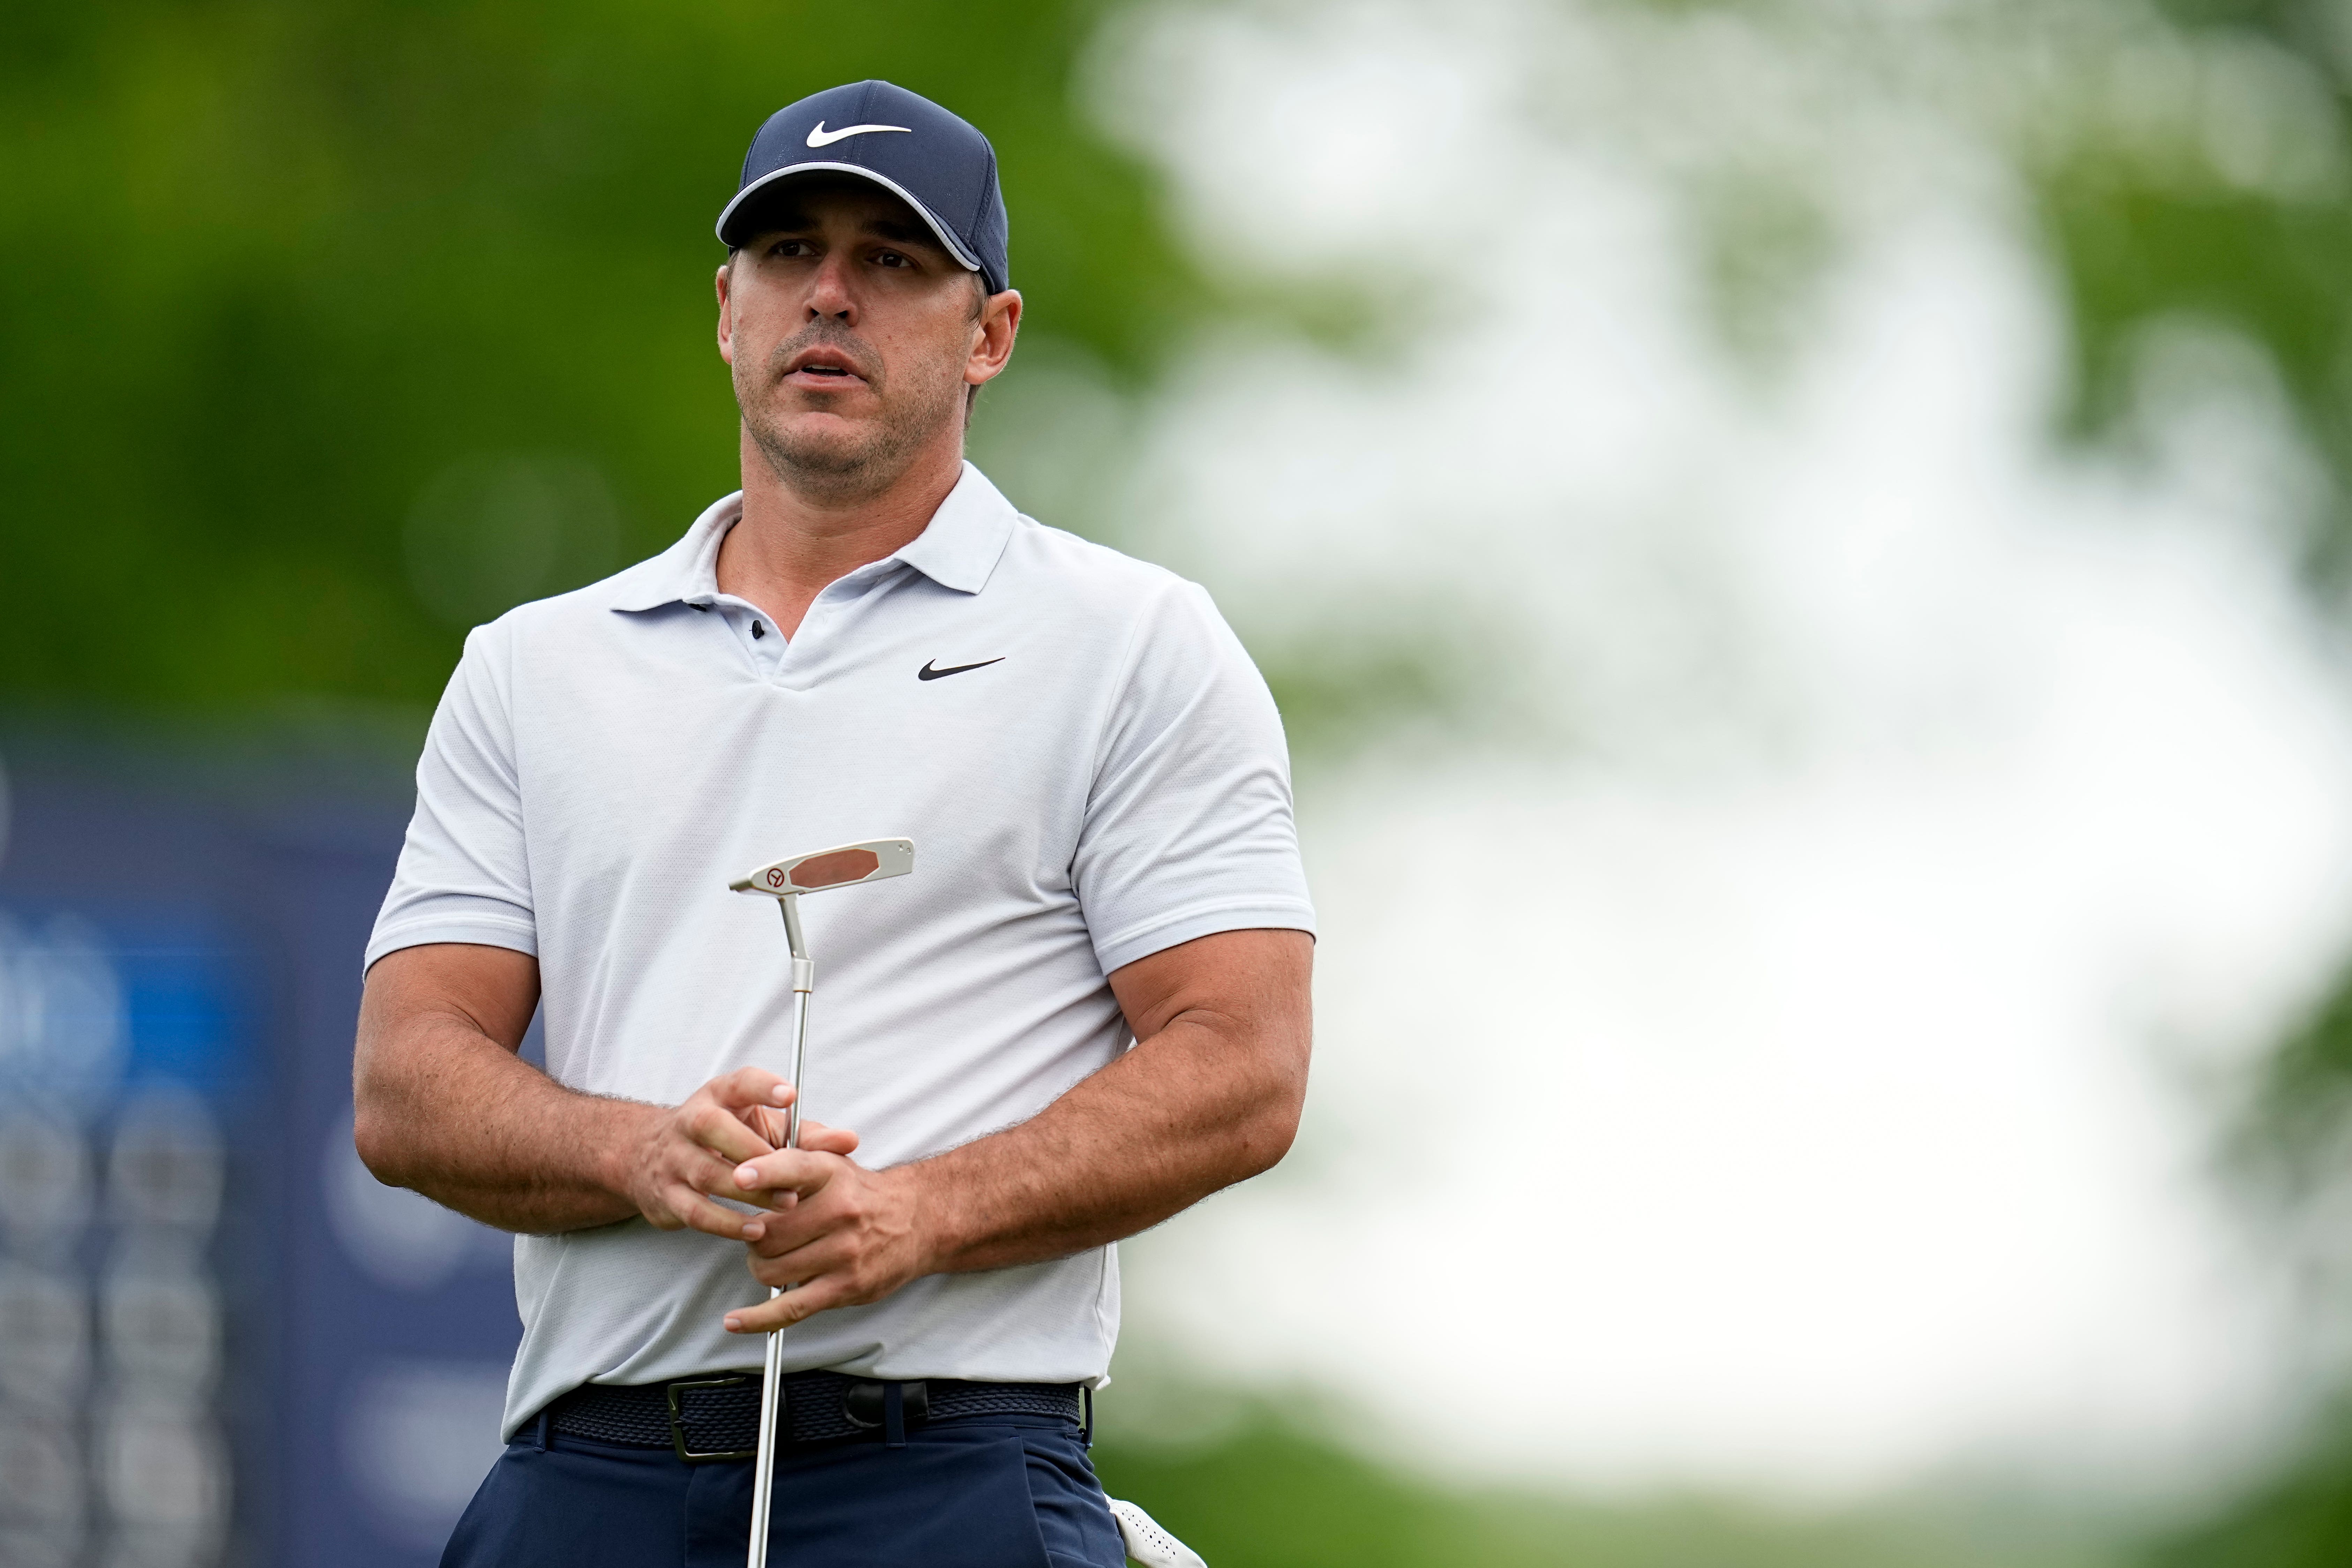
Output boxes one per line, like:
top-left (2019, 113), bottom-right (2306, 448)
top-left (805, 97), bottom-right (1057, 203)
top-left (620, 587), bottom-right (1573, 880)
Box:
top-left (730, 838), bottom-right (914, 899)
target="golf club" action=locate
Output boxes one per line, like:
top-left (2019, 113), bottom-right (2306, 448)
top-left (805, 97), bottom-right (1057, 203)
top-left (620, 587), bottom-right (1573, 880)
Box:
top-left (728, 836), bottom-right (915, 1568)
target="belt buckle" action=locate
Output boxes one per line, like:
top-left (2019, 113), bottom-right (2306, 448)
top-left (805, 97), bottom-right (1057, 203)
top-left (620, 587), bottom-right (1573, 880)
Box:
top-left (667, 1375), bottom-right (761, 1464)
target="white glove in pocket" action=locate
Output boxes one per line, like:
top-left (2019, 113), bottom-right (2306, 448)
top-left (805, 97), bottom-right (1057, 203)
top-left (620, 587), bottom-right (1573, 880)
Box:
top-left (1106, 1498), bottom-right (1207, 1568)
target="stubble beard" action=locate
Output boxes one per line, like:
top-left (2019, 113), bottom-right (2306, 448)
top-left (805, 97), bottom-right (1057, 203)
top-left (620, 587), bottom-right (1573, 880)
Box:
top-left (737, 328), bottom-right (963, 505)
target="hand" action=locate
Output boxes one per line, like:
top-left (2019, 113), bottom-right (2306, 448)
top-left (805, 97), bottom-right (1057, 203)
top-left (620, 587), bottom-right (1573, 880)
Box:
top-left (614, 1068), bottom-right (860, 1241)
top-left (719, 1152), bottom-right (931, 1333)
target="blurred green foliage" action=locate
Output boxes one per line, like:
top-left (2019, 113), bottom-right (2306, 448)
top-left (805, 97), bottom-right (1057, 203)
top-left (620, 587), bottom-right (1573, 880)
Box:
top-left (0, 0), bottom-right (1195, 710)
top-left (2235, 948), bottom-right (2352, 1185)
top-left (2031, 6), bottom-right (2352, 1562)
top-left (1095, 1416), bottom-right (2122, 1568)
top-left (2142, 1406), bottom-right (2352, 1568)
top-left (2038, 0), bottom-right (2352, 572)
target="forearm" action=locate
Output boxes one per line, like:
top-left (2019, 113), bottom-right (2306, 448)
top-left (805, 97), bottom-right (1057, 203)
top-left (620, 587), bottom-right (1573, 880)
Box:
top-left (348, 959), bottom-right (649, 1241)
top-left (357, 1024), bottom-right (651, 1233)
top-left (906, 1011), bottom-right (1306, 1275)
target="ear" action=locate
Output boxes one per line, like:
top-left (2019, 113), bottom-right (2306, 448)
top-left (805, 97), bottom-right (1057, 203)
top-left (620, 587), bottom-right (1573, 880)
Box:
top-left (965, 289), bottom-right (1023, 390)
top-left (716, 259), bottom-right (738, 366)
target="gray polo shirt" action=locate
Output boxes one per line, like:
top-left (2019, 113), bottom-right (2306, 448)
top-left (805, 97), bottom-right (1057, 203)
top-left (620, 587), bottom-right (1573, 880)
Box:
top-left (367, 462), bottom-right (1315, 1438)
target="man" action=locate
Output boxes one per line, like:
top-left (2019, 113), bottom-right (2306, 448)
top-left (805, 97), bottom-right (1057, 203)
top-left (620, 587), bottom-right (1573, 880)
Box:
top-left (352, 80), bottom-right (1314, 1568)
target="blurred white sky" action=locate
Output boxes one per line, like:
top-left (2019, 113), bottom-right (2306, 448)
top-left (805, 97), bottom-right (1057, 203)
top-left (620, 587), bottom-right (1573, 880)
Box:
top-left (1054, 0), bottom-right (2352, 1497)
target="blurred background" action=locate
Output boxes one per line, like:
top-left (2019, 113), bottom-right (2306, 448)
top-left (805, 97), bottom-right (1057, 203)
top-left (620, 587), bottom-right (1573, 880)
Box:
top-left (10, 0), bottom-right (2352, 1563)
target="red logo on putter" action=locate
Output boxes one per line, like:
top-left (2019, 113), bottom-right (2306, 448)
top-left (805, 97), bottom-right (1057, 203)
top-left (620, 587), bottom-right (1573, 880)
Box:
top-left (765, 867), bottom-right (787, 889)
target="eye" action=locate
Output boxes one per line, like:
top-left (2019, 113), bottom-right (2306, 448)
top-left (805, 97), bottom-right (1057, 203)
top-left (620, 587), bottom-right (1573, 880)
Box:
top-left (767, 238), bottom-right (815, 258)
top-left (876, 250), bottom-right (912, 269)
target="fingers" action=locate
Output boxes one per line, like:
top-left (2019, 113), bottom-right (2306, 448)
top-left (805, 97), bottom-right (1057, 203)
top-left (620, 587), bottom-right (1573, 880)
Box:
top-left (718, 1165), bottom-right (921, 1333)
top-left (658, 1183), bottom-right (769, 1241)
top-left (724, 1274), bottom-right (854, 1334)
top-left (660, 1136), bottom-right (799, 1237)
top-left (690, 1070), bottom-right (798, 1162)
top-left (684, 1098), bottom-right (778, 1168)
top-left (738, 1107), bottom-right (855, 1157)
top-left (742, 1218), bottom-right (849, 1276)
top-left (739, 1110), bottom-right (857, 1159)
top-left (708, 1067), bottom-right (794, 1112)
top-left (730, 1159), bottom-right (844, 1240)
top-left (627, 1073), bottom-right (819, 1235)
top-left (741, 1195), bottom-right (832, 1254)
top-left (695, 1146), bottom-right (790, 1214)
top-left (797, 1119), bottom-right (860, 1156)
top-left (632, 1075), bottom-right (871, 1245)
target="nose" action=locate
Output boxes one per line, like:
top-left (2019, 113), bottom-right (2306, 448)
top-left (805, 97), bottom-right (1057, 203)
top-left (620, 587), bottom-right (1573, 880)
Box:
top-left (806, 249), bottom-right (856, 325)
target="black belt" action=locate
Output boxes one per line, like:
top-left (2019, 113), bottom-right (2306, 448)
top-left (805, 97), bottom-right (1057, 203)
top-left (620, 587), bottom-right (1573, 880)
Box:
top-left (545, 1369), bottom-right (1087, 1463)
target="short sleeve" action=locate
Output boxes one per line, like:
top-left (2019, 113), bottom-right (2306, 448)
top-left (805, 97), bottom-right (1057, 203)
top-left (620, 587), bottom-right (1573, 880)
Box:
top-left (364, 622), bottom-right (540, 972)
top-left (1073, 580), bottom-right (1317, 977)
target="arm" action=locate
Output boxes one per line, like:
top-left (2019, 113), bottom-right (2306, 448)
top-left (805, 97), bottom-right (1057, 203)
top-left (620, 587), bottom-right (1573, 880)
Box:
top-left (723, 925), bottom-right (1312, 1333)
top-left (352, 941), bottom-right (854, 1238)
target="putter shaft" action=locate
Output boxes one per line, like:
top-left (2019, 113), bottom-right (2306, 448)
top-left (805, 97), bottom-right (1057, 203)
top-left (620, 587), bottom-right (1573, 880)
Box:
top-left (727, 845), bottom-right (909, 1568)
top-left (746, 896), bottom-right (814, 1568)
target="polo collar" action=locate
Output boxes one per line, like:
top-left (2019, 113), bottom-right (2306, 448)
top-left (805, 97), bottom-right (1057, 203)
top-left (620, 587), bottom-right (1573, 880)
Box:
top-left (607, 461), bottom-right (1017, 613)
top-left (894, 462), bottom-right (1019, 594)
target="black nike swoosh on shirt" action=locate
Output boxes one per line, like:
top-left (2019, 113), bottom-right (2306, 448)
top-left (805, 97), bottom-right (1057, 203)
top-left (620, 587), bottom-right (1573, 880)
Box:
top-left (918, 657), bottom-right (1006, 681)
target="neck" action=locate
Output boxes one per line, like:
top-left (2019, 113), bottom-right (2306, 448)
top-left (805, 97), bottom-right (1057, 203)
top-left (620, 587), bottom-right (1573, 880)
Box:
top-left (717, 428), bottom-right (965, 639)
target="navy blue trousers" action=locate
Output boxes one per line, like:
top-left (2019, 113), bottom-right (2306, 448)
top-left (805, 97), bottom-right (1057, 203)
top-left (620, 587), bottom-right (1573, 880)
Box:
top-left (440, 1413), bottom-right (1126, 1568)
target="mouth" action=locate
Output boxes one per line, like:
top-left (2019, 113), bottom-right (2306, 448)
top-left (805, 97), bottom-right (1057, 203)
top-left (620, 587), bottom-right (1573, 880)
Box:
top-left (782, 344), bottom-right (869, 390)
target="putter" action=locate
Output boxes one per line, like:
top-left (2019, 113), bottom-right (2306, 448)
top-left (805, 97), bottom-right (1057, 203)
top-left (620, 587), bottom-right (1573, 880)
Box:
top-left (728, 837), bottom-right (914, 1568)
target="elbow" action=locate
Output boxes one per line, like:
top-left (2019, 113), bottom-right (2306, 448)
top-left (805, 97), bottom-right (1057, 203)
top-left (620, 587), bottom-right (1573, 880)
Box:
top-left (350, 1093), bottom-right (412, 1188)
top-left (1238, 1118), bottom-right (1298, 1182)
top-left (1233, 1068), bottom-right (1308, 1182)
top-left (1234, 995), bottom-right (1313, 1181)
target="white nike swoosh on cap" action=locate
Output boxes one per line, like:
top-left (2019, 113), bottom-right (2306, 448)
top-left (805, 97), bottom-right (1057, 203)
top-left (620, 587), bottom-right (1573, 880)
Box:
top-left (806, 121), bottom-right (912, 148)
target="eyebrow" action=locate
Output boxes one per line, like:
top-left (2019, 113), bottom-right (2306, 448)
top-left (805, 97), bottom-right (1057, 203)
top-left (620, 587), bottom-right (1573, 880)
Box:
top-left (868, 217), bottom-right (936, 248)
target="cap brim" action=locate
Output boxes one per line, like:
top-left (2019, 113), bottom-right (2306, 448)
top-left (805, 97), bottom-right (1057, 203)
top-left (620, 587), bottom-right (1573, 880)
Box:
top-left (715, 163), bottom-right (984, 277)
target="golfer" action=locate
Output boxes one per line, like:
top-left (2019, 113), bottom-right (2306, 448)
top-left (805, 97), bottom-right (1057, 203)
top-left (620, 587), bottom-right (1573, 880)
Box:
top-left (352, 79), bottom-right (1314, 1568)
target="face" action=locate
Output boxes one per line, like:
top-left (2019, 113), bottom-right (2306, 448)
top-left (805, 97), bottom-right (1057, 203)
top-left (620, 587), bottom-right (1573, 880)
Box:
top-left (716, 176), bottom-right (1018, 498)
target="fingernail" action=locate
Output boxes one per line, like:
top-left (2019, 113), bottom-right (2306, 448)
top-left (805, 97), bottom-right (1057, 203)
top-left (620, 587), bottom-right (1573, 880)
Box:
top-left (741, 1222), bottom-right (760, 1239)
top-left (724, 1316), bottom-right (742, 1332)
top-left (772, 1087), bottom-right (789, 1103)
top-left (737, 1163), bottom-right (760, 1185)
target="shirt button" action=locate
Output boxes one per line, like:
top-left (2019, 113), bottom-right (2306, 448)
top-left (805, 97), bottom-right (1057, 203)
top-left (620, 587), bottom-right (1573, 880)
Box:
top-left (752, 622), bottom-right (766, 640)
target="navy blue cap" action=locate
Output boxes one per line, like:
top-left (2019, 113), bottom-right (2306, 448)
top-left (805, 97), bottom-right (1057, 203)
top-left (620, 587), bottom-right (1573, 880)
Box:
top-left (717, 81), bottom-right (1010, 296)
